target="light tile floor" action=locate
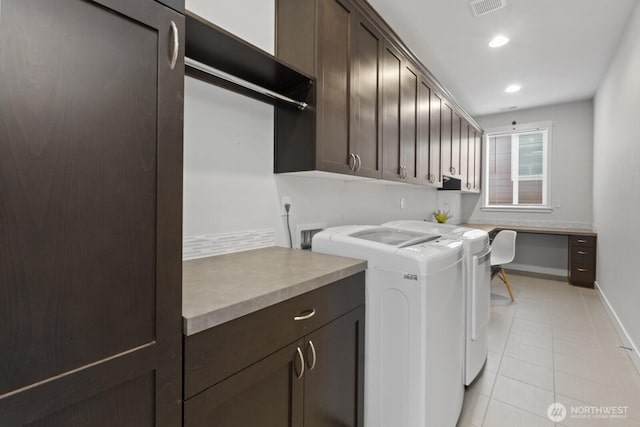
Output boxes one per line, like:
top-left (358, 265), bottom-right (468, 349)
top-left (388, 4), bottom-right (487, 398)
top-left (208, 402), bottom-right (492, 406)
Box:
top-left (457, 273), bottom-right (640, 427)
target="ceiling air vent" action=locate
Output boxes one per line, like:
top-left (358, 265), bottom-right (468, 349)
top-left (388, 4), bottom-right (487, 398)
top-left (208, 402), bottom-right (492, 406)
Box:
top-left (469, 0), bottom-right (506, 17)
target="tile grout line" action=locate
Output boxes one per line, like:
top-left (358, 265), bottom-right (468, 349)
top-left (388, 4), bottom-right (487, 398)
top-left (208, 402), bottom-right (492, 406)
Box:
top-left (480, 282), bottom-right (517, 427)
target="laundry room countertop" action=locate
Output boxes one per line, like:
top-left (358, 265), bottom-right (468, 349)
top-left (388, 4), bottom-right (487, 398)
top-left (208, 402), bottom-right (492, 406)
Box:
top-left (182, 246), bottom-right (367, 336)
top-left (462, 223), bottom-right (597, 237)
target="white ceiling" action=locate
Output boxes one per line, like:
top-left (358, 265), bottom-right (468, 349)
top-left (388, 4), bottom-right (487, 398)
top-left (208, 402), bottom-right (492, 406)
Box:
top-left (368, 0), bottom-right (639, 117)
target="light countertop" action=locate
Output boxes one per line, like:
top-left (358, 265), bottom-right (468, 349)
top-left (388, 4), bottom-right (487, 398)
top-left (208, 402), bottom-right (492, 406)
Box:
top-left (182, 246), bottom-right (367, 336)
top-left (461, 223), bottom-right (597, 237)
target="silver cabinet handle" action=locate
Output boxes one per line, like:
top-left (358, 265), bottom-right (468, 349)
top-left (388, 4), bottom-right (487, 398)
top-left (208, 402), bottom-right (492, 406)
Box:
top-left (577, 239), bottom-right (587, 243)
top-left (399, 166), bottom-right (405, 179)
top-left (429, 173), bottom-right (435, 184)
top-left (294, 308), bottom-right (316, 321)
top-left (466, 182), bottom-right (471, 190)
top-left (169, 21), bottom-right (179, 70)
top-left (307, 340), bottom-right (317, 371)
top-left (578, 251), bottom-right (588, 255)
top-left (295, 347), bottom-right (305, 379)
top-left (450, 166), bottom-right (456, 175)
top-left (355, 154), bottom-right (362, 172)
top-left (577, 268), bottom-right (589, 272)
top-left (348, 153), bottom-right (356, 171)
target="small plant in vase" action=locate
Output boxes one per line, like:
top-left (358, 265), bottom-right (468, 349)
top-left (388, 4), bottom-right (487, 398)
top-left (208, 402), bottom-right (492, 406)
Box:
top-left (432, 210), bottom-right (452, 224)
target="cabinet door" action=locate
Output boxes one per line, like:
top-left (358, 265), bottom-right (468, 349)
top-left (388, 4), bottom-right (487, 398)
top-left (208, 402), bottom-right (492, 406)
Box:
top-left (184, 341), bottom-right (305, 427)
top-left (429, 92), bottom-right (443, 186)
top-left (452, 112), bottom-right (462, 178)
top-left (316, 0), bottom-right (355, 175)
top-left (351, 13), bottom-right (382, 178)
top-left (381, 43), bottom-right (403, 182)
top-left (417, 79), bottom-right (432, 185)
top-left (468, 127), bottom-right (476, 190)
top-left (460, 121), bottom-right (471, 191)
top-left (304, 307), bottom-right (365, 427)
top-left (441, 103), bottom-right (453, 178)
top-left (0, 0), bottom-right (183, 425)
top-left (401, 62), bottom-right (419, 183)
top-left (474, 130), bottom-right (482, 191)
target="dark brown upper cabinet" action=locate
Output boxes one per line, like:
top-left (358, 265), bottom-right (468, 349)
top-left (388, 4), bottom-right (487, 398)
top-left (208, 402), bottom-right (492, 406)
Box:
top-left (381, 43), bottom-right (403, 182)
top-left (0, 0), bottom-right (183, 425)
top-left (275, 0), bottom-right (382, 178)
top-left (461, 121), bottom-right (471, 191)
top-left (451, 112), bottom-right (463, 179)
top-left (381, 45), bottom-right (419, 184)
top-left (156, 0), bottom-right (183, 13)
top-left (276, 0), bottom-right (482, 188)
top-left (417, 78), bottom-right (432, 186)
top-left (464, 126), bottom-right (482, 193)
top-left (474, 129), bottom-right (483, 192)
top-left (400, 62), bottom-right (420, 183)
top-left (429, 91), bottom-right (444, 186)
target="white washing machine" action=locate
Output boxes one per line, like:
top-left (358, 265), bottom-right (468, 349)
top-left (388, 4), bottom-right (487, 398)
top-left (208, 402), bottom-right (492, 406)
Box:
top-left (384, 220), bottom-right (491, 385)
top-left (313, 226), bottom-right (465, 427)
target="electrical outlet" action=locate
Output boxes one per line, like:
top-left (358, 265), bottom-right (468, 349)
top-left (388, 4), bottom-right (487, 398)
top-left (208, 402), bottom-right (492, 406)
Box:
top-left (297, 223), bottom-right (327, 249)
top-left (281, 196), bottom-right (292, 216)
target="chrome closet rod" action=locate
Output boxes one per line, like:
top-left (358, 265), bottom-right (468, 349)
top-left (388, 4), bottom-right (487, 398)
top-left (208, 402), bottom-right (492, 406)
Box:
top-left (184, 57), bottom-right (308, 111)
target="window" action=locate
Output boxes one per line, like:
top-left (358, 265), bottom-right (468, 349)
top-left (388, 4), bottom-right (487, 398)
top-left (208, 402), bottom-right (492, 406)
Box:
top-left (484, 126), bottom-right (550, 209)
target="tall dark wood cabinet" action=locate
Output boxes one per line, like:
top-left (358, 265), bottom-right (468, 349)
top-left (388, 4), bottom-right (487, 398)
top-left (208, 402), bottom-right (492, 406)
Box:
top-left (0, 0), bottom-right (184, 425)
top-left (275, 0), bottom-right (382, 178)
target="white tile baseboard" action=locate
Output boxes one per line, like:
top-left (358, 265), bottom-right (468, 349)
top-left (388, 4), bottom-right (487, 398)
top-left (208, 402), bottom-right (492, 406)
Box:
top-left (595, 280), bottom-right (640, 375)
top-left (183, 229), bottom-right (276, 260)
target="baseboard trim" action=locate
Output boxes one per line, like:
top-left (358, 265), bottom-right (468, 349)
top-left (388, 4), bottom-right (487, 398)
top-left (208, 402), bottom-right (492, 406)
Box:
top-left (506, 262), bottom-right (568, 278)
top-left (504, 268), bottom-right (567, 282)
top-left (595, 281), bottom-right (640, 374)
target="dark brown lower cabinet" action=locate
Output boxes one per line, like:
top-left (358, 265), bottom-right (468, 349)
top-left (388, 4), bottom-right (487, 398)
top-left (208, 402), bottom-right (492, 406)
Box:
top-left (184, 274), bottom-right (365, 427)
top-left (0, 0), bottom-right (184, 425)
top-left (569, 235), bottom-right (597, 288)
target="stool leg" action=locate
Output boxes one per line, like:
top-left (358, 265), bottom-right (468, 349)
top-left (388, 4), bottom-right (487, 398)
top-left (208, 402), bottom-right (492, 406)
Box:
top-left (501, 267), bottom-right (516, 302)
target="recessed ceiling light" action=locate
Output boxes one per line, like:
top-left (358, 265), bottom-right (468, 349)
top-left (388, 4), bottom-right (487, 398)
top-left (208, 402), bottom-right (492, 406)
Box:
top-left (489, 35), bottom-right (510, 48)
top-left (505, 84), bottom-right (521, 93)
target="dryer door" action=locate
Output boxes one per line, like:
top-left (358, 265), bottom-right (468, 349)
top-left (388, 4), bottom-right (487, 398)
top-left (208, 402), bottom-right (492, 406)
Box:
top-left (466, 247), bottom-right (491, 385)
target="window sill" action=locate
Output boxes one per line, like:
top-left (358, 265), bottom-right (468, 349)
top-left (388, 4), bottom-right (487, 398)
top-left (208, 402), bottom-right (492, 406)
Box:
top-left (480, 206), bottom-right (553, 213)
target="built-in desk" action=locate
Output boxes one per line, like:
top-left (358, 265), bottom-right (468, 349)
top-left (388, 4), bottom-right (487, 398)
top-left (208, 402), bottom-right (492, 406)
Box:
top-left (461, 223), bottom-right (597, 288)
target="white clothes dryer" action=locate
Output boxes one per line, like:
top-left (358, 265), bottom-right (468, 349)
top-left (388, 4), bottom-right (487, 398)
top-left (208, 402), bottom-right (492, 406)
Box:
top-left (384, 220), bottom-right (491, 385)
top-left (313, 226), bottom-right (465, 427)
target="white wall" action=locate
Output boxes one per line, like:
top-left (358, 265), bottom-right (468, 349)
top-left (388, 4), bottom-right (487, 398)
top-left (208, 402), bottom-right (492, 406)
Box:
top-left (464, 99), bottom-right (594, 227)
top-left (593, 2), bottom-right (640, 362)
top-left (461, 100), bottom-right (594, 276)
top-left (184, 0), bottom-right (440, 250)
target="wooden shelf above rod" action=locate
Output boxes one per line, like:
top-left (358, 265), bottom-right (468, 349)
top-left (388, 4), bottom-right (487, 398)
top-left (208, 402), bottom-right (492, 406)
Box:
top-left (185, 10), bottom-right (314, 108)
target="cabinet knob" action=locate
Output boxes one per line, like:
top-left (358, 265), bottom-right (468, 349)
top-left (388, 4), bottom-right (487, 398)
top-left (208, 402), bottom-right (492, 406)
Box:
top-left (169, 21), bottom-right (179, 70)
top-left (295, 347), bottom-right (305, 379)
top-left (307, 340), bottom-right (317, 371)
top-left (348, 153), bottom-right (356, 171)
top-left (355, 154), bottom-right (362, 172)
top-left (294, 308), bottom-right (316, 321)
top-left (466, 182), bottom-right (471, 190)
top-left (450, 166), bottom-right (456, 175)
